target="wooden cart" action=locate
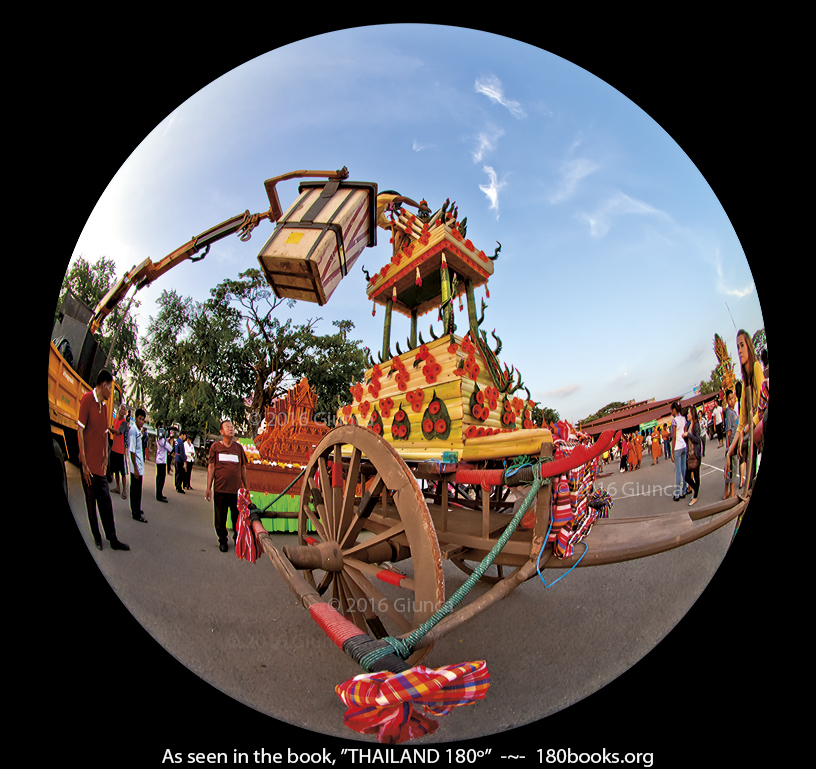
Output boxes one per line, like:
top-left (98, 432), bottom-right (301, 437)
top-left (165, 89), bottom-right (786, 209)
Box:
top-left (243, 176), bottom-right (756, 677)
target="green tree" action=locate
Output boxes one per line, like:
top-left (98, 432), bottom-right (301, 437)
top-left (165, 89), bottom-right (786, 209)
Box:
top-left (531, 404), bottom-right (560, 427)
top-left (289, 319), bottom-right (368, 421)
top-left (142, 289), bottom-right (252, 439)
top-left (57, 255), bottom-right (141, 377)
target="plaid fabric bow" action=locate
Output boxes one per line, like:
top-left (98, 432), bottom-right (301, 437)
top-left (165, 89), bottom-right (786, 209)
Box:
top-left (335, 661), bottom-right (490, 743)
top-left (236, 488), bottom-right (262, 564)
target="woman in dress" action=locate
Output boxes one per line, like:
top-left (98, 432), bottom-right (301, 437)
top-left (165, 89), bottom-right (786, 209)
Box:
top-left (684, 406), bottom-right (702, 506)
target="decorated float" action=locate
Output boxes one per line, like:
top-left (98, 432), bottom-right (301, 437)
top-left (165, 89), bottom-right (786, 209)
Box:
top-left (135, 167), bottom-right (756, 743)
top-left (243, 377), bottom-right (329, 531)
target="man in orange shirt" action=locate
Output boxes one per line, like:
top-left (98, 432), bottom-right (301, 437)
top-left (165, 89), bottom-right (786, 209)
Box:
top-left (110, 403), bottom-right (128, 499)
top-left (77, 369), bottom-right (130, 552)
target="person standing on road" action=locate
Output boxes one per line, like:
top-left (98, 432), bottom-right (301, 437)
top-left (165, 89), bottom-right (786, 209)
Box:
top-left (711, 401), bottom-right (723, 447)
top-left (110, 404), bottom-right (129, 499)
top-left (77, 369), bottom-right (129, 551)
top-left (651, 427), bottom-right (661, 465)
top-left (722, 389), bottom-right (739, 499)
top-left (184, 435), bottom-right (196, 490)
top-left (683, 406), bottom-right (702, 506)
top-left (174, 431), bottom-right (187, 494)
top-left (728, 329), bottom-right (765, 490)
top-left (128, 409), bottom-right (148, 523)
top-left (670, 401), bottom-right (688, 501)
top-left (155, 422), bottom-right (173, 503)
top-left (205, 419), bottom-right (248, 553)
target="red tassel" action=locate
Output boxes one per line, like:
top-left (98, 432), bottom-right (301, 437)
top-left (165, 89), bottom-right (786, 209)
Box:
top-left (415, 267), bottom-right (422, 286)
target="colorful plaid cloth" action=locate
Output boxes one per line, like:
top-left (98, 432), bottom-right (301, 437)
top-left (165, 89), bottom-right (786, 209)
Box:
top-left (236, 488), bottom-right (262, 564)
top-left (335, 661), bottom-right (490, 743)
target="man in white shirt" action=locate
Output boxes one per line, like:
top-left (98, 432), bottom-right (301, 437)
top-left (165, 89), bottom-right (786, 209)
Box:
top-left (154, 422), bottom-right (174, 503)
top-left (712, 401), bottom-right (724, 447)
top-left (129, 409), bottom-right (148, 522)
top-left (184, 436), bottom-right (196, 490)
top-left (670, 401), bottom-right (688, 501)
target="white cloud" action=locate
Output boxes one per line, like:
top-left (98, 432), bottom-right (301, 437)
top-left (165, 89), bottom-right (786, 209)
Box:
top-left (412, 139), bottom-right (433, 152)
top-left (550, 157), bottom-right (599, 203)
top-left (472, 127), bottom-right (505, 163)
top-left (479, 166), bottom-right (506, 213)
top-left (713, 247), bottom-right (754, 298)
top-left (474, 75), bottom-right (526, 119)
top-left (578, 191), bottom-right (666, 238)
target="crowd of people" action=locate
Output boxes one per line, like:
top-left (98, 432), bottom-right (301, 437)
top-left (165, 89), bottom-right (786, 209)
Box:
top-left (77, 378), bottom-right (249, 554)
top-left (608, 329), bottom-right (767, 506)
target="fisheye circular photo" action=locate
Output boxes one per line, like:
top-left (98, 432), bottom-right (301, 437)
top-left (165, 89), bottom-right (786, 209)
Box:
top-left (49, 25), bottom-right (770, 760)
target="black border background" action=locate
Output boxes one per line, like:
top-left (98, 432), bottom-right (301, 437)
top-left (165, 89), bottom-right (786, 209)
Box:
top-left (39, 23), bottom-right (774, 764)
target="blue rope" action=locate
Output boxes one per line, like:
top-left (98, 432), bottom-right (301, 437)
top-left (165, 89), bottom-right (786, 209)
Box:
top-left (535, 490), bottom-right (589, 588)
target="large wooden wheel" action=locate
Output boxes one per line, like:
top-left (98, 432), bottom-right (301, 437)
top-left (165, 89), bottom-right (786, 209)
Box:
top-left (292, 425), bottom-right (445, 666)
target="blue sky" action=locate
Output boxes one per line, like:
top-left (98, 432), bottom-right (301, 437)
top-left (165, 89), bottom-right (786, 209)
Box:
top-left (68, 25), bottom-right (764, 423)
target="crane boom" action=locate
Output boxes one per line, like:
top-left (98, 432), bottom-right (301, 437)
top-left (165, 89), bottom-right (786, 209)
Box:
top-left (88, 167), bottom-right (349, 335)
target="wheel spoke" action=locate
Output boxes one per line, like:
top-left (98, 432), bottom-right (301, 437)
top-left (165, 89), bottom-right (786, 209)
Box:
top-left (336, 447), bottom-right (363, 543)
top-left (339, 472), bottom-right (385, 550)
top-left (303, 482), bottom-right (328, 542)
top-left (343, 556), bottom-right (416, 592)
top-left (317, 455), bottom-right (334, 536)
top-left (343, 564), bottom-right (413, 634)
top-left (342, 522), bottom-right (405, 558)
top-left (332, 444), bottom-right (344, 539)
top-left (339, 569), bottom-right (382, 633)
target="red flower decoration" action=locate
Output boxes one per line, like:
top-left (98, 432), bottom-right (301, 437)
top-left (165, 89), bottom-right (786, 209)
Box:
top-left (429, 401), bottom-right (441, 415)
top-left (435, 419), bottom-right (447, 434)
top-left (422, 419), bottom-right (434, 434)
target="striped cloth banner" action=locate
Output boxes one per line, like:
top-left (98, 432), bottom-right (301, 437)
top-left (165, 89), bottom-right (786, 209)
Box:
top-left (335, 661), bottom-right (490, 743)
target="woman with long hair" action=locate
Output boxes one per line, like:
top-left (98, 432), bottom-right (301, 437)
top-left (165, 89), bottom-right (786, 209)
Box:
top-left (684, 405), bottom-right (702, 505)
top-left (725, 329), bottom-right (765, 489)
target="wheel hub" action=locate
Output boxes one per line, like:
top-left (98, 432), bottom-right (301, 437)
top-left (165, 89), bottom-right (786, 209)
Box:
top-left (283, 540), bottom-right (344, 572)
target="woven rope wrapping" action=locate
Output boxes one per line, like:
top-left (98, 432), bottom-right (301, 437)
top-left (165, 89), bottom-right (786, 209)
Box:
top-left (309, 603), bottom-right (365, 650)
top-left (335, 660), bottom-right (490, 744)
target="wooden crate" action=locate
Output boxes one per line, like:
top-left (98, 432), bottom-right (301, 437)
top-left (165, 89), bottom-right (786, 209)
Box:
top-left (257, 180), bottom-right (377, 305)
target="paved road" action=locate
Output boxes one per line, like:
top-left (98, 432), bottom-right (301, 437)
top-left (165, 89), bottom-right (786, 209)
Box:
top-left (53, 441), bottom-right (768, 760)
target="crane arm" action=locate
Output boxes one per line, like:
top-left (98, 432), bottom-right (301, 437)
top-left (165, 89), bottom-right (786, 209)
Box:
top-left (88, 167), bottom-right (349, 335)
